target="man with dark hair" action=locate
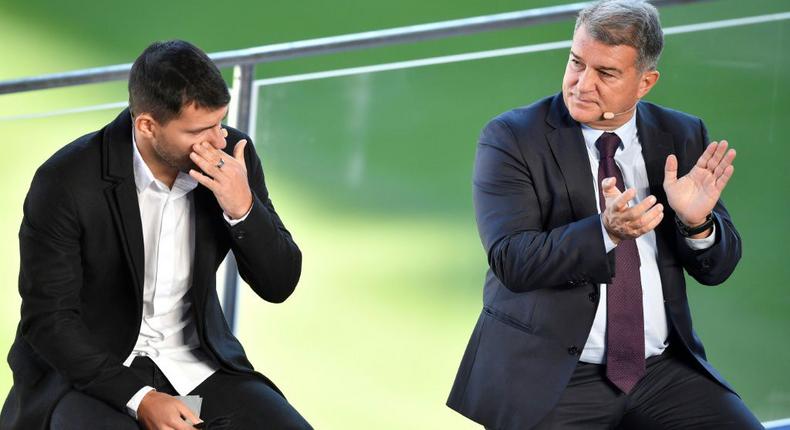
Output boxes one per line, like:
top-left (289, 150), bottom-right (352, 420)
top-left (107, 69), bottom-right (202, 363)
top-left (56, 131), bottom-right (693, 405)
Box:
top-left (447, 1), bottom-right (763, 429)
top-left (1, 40), bottom-right (312, 429)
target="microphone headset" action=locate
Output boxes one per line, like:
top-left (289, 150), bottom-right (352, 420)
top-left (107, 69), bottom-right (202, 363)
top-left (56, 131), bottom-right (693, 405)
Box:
top-left (602, 102), bottom-right (638, 120)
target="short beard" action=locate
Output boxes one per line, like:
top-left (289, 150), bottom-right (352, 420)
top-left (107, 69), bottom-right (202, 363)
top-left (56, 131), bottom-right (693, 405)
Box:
top-left (152, 140), bottom-right (195, 173)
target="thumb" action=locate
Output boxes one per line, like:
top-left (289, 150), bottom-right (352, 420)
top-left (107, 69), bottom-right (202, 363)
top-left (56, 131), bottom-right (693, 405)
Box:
top-left (234, 139), bottom-right (248, 163)
top-left (664, 154), bottom-right (678, 185)
top-left (177, 402), bottom-right (202, 426)
top-left (601, 177), bottom-right (620, 198)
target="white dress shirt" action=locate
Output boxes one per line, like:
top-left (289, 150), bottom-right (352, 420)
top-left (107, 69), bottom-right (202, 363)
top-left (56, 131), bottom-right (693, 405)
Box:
top-left (122, 133), bottom-right (218, 417)
top-left (579, 110), bottom-right (716, 364)
top-left (123, 132), bottom-right (249, 418)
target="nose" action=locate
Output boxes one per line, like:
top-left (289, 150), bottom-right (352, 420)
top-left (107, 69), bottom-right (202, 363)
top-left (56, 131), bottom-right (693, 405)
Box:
top-left (576, 68), bottom-right (597, 95)
top-left (210, 125), bottom-right (227, 150)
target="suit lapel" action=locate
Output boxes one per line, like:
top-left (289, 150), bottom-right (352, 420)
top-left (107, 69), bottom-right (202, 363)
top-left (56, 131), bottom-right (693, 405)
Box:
top-left (191, 186), bottom-right (215, 302)
top-left (102, 109), bottom-right (145, 301)
top-left (636, 105), bottom-right (674, 195)
top-left (545, 94), bottom-right (598, 220)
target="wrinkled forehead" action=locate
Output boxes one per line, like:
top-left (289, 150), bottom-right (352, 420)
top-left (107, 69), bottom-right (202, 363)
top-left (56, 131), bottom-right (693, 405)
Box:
top-left (570, 25), bottom-right (639, 71)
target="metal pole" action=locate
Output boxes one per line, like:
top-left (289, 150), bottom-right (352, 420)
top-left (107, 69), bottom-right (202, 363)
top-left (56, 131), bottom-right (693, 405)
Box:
top-left (222, 63), bottom-right (256, 332)
top-left (0, 0), bottom-right (707, 95)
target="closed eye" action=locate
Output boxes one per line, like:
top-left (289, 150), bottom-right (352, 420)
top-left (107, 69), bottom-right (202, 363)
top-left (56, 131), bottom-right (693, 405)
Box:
top-left (187, 123), bottom-right (221, 134)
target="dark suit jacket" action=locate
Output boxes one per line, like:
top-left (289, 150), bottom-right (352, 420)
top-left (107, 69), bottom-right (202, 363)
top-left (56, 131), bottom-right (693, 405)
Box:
top-left (447, 93), bottom-right (742, 430)
top-left (0, 109), bottom-right (302, 430)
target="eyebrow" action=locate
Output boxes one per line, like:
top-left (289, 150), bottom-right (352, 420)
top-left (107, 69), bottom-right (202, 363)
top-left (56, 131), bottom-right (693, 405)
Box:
top-left (570, 51), bottom-right (622, 74)
top-left (185, 110), bottom-right (229, 133)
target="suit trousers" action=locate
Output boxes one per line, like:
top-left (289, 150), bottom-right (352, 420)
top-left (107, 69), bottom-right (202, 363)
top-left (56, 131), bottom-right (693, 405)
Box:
top-left (50, 356), bottom-right (312, 430)
top-left (506, 345), bottom-right (763, 430)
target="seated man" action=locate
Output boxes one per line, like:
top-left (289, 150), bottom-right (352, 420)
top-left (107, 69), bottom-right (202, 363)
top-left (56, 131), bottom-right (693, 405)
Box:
top-left (1, 40), bottom-right (312, 430)
top-left (447, 1), bottom-right (762, 429)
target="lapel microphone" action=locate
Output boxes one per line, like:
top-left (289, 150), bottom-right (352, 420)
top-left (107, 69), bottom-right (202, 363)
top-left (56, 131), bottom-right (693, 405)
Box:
top-left (602, 103), bottom-right (638, 120)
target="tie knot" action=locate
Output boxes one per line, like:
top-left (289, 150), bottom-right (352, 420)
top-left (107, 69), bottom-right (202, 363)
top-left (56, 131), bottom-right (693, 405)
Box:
top-left (596, 132), bottom-right (621, 159)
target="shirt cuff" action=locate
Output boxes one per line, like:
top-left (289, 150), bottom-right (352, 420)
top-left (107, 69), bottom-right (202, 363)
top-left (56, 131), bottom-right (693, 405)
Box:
top-left (126, 386), bottom-right (155, 419)
top-left (684, 223), bottom-right (716, 250)
top-left (600, 215), bottom-right (617, 253)
top-left (223, 205), bottom-right (252, 226)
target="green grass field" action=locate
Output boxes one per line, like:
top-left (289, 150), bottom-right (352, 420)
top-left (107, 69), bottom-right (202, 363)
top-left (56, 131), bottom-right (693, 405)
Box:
top-left (1, 0), bottom-right (788, 428)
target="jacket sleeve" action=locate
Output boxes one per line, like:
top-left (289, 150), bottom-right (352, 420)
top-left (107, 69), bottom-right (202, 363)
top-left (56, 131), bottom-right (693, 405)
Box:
top-left (474, 118), bottom-right (613, 293)
top-left (226, 137), bottom-right (302, 303)
top-left (18, 165), bottom-right (147, 411)
top-left (674, 119), bottom-right (742, 286)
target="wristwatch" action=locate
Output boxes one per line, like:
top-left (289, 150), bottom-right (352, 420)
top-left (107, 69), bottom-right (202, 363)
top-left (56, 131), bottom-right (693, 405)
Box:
top-left (675, 213), bottom-right (714, 237)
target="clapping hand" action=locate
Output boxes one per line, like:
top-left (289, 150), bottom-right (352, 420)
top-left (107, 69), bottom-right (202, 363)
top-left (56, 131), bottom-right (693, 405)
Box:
top-left (600, 178), bottom-right (664, 245)
top-left (664, 140), bottom-right (735, 228)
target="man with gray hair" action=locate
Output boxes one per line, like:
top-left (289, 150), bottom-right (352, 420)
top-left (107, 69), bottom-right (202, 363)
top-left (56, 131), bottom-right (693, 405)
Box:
top-left (447, 1), bottom-right (762, 428)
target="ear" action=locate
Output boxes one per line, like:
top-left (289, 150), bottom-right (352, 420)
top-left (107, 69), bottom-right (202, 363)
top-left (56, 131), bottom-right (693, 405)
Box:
top-left (134, 113), bottom-right (159, 139)
top-left (636, 69), bottom-right (660, 99)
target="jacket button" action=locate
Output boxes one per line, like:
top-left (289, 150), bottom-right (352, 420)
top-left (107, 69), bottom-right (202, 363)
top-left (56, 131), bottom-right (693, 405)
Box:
top-left (235, 230), bottom-right (246, 240)
top-left (567, 346), bottom-right (580, 356)
top-left (701, 258), bottom-right (711, 269)
top-left (588, 292), bottom-right (599, 302)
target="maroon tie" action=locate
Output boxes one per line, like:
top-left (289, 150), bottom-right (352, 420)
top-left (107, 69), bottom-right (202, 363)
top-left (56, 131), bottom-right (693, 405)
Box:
top-left (596, 132), bottom-right (645, 394)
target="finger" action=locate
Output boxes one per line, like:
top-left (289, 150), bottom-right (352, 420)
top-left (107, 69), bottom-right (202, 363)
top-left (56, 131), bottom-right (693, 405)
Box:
top-left (162, 418), bottom-right (185, 430)
top-left (190, 151), bottom-right (226, 180)
top-left (189, 169), bottom-right (218, 192)
top-left (706, 140), bottom-right (729, 170)
top-left (664, 154), bottom-right (678, 185)
top-left (639, 202), bottom-right (664, 227)
top-left (171, 419), bottom-right (195, 430)
top-left (641, 210), bottom-right (665, 233)
top-left (165, 409), bottom-right (198, 430)
top-left (713, 148), bottom-right (736, 178)
top-left (165, 421), bottom-right (189, 430)
top-left (234, 139), bottom-right (248, 163)
top-left (189, 151), bottom-right (214, 174)
top-left (628, 195), bottom-right (658, 218)
top-left (695, 141), bottom-right (718, 169)
top-left (193, 141), bottom-right (223, 165)
top-left (601, 177), bottom-right (617, 192)
top-left (177, 402), bottom-right (202, 427)
top-left (601, 177), bottom-right (621, 201)
top-left (612, 188), bottom-right (637, 211)
top-left (629, 205), bottom-right (662, 236)
top-left (715, 165), bottom-right (734, 191)
top-left (198, 141), bottom-right (235, 172)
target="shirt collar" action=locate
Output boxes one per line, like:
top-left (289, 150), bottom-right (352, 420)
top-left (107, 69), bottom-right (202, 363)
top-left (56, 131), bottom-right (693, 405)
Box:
top-left (581, 108), bottom-right (639, 155)
top-left (131, 129), bottom-right (198, 196)
top-left (132, 129), bottom-right (156, 193)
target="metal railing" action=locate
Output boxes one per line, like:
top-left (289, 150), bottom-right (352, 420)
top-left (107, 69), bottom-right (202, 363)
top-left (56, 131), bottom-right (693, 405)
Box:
top-left (0, 0), bottom-right (706, 331)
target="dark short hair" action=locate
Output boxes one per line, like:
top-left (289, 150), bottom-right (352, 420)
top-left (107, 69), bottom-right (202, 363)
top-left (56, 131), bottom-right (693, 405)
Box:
top-left (575, 0), bottom-right (664, 71)
top-left (128, 40), bottom-right (230, 124)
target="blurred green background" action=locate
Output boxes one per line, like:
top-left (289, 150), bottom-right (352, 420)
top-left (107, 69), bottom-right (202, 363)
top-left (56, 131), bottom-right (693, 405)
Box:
top-left (1, 0), bottom-right (788, 428)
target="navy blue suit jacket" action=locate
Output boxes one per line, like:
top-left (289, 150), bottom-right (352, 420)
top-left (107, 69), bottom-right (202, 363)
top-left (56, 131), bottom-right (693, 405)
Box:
top-left (447, 93), bottom-right (742, 430)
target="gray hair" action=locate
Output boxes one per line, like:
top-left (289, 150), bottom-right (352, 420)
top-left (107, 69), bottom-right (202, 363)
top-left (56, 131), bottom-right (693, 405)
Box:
top-left (575, 0), bottom-right (664, 71)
